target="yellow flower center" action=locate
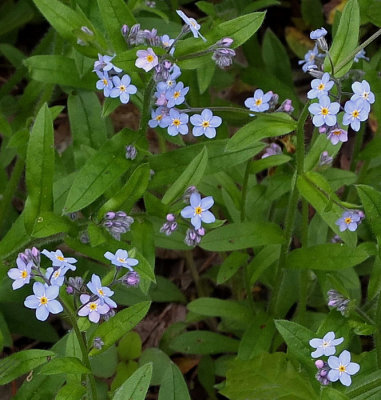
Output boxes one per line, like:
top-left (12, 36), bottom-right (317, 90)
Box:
top-left (146, 55), bottom-right (154, 63)
top-left (173, 118), bottom-right (181, 126)
top-left (309, 54), bottom-right (315, 61)
top-left (40, 296), bottom-right (48, 305)
top-left (352, 110), bottom-right (359, 118)
top-left (167, 80), bottom-right (173, 86)
top-left (202, 120), bottom-right (210, 128)
top-left (318, 83), bottom-right (325, 91)
top-left (102, 78), bottom-right (108, 86)
top-left (345, 217), bottom-right (352, 224)
top-left (339, 365), bottom-right (346, 373)
top-left (190, 20), bottom-right (197, 27)
top-left (118, 257), bottom-right (126, 263)
top-left (322, 341), bottom-right (329, 347)
top-left (255, 98), bottom-right (262, 106)
top-left (21, 270), bottom-right (28, 279)
top-left (195, 206), bottom-right (202, 215)
top-left (156, 114), bottom-right (162, 121)
top-left (173, 91), bottom-right (180, 99)
top-left (98, 289), bottom-right (104, 296)
top-left (332, 129), bottom-right (341, 136)
top-left (363, 92), bottom-right (369, 99)
top-left (54, 270), bottom-right (60, 278)
top-left (56, 256), bottom-right (65, 261)
top-left (89, 303), bottom-right (97, 311)
top-left (321, 107), bottom-right (329, 116)
top-left (119, 85), bottom-right (126, 92)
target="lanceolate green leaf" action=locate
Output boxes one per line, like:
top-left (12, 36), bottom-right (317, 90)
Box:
top-left (158, 363), bottom-right (191, 400)
top-left (324, 0), bottom-right (359, 77)
top-left (357, 185), bottom-right (381, 240)
top-left (39, 356), bottom-right (90, 375)
top-left (162, 147), bottom-right (208, 205)
top-left (25, 104), bottom-right (54, 234)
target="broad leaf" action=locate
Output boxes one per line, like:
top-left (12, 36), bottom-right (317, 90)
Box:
top-left (158, 362), bottom-right (191, 400)
top-left (39, 356), bottom-right (90, 375)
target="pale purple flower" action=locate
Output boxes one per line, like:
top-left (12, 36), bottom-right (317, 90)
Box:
top-left (261, 143), bottom-right (282, 159)
top-left (212, 48), bottom-right (236, 68)
top-left (160, 214), bottom-right (178, 236)
top-left (122, 271), bottom-right (140, 287)
top-left (78, 294), bottom-right (110, 323)
top-left (327, 289), bottom-right (350, 315)
top-left (162, 109), bottom-right (189, 136)
top-left (335, 210), bottom-right (361, 232)
top-left (8, 257), bottom-right (32, 290)
top-left (308, 95), bottom-right (340, 127)
top-left (45, 267), bottom-right (68, 287)
top-left (24, 282), bottom-right (63, 321)
top-left (319, 151), bottom-right (333, 166)
top-left (93, 54), bottom-right (122, 73)
top-left (328, 350), bottom-right (360, 386)
top-left (87, 274), bottom-right (117, 308)
top-left (276, 99), bottom-right (294, 113)
top-left (310, 27), bottom-right (327, 40)
top-left (104, 249), bottom-right (138, 270)
top-left (166, 81), bottom-right (189, 108)
top-left (299, 45), bottom-right (320, 72)
top-left (135, 48), bottom-right (158, 72)
top-left (184, 227), bottom-right (205, 246)
top-left (190, 109), bottom-right (222, 138)
top-left (181, 192), bottom-right (215, 230)
top-left (342, 99), bottom-right (370, 132)
top-left (307, 73), bottom-right (334, 99)
top-left (149, 107), bottom-right (170, 128)
top-left (96, 71), bottom-right (113, 97)
top-left (351, 80), bottom-right (375, 104)
top-left (19, 247), bottom-right (40, 267)
top-left (176, 10), bottom-right (206, 41)
top-left (309, 331), bottom-right (344, 358)
top-left (41, 249), bottom-right (77, 271)
top-left (110, 74), bottom-right (137, 104)
top-left (161, 34), bottom-right (175, 55)
top-left (315, 360), bottom-right (330, 385)
top-left (244, 89), bottom-right (273, 113)
top-left (326, 127), bottom-right (348, 145)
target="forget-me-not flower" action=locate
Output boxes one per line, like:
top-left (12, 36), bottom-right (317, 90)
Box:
top-left (24, 282), bottom-right (63, 321)
top-left (244, 89), bottom-right (273, 113)
top-left (354, 49), bottom-right (369, 63)
top-left (308, 95), bottom-right (340, 127)
top-left (335, 210), bottom-right (361, 232)
top-left (166, 81), bottom-right (189, 108)
top-left (310, 27), bottom-right (327, 40)
top-left (87, 274), bottom-right (117, 308)
top-left (135, 48), bottom-right (159, 72)
top-left (328, 350), bottom-right (360, 386)
top-left (93, 54), bottom-right (122, 73)
top-left (299, 45), bottom-right (320, 72)
top-left (350, 80), bottom-right (375, 105)
top-left (161, 34), bottom-right (175, 55)
top-left (326, 127), bottom-right (348, 145)
top-left (190, 109), bottom-right (222, 138)
top-left (309, 331), bottom-right (344, 358)
top-left (104, 249), bottom-right (138, 270)
top-left (261, 143), bottom-right (282, 158)
top-left (95, 71), bottom-right (113, 97)
top-left (41, 249), bottom-right (77, 271)
top-left (162, 109), bottom-right (189, 136)
top-left (45, 267), bottom-right (68, 287)
top-left (342, 99), bottom-right (370, 132)
top-left (176, 10), bottom-right (206, 41)
top-left (307, 73), bottom-right (334, 99)
top-left (181, 192), bottom-right (215, 230)
top-left (110, 74), bottom-right (137, 104)
top-left (78, 294), bottom-right (110, 323)
top-left (8, 257), bottom-right (32, 290)
top-left (149, 107), bottom-right (170, 128)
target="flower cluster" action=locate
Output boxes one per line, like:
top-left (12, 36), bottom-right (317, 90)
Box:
top-left (244, 89), bottom-right (291, 116)
top-left (327, 289), bottom-right (350, 315)
top-left (102, 211), bottom-right (134, 240)
top-left (94, 54), bottom-right (136, 104)
top-left (310, 332), bottom-right (360, 386)
top-left (335, 210), bottom-right (365, 232)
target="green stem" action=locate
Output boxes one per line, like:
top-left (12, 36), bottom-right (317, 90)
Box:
top-left (138, 78), bottom-right (155, 136)
top-left (335, 28), bottom-right (381, 73)
top-left (355, 306), bottom-right (375, 325)
top-left (185, 250), bottom-right (205, 297)
top-left (297, 199), bottom-right (309, 319)
top-left (181, 106), bottom-right (254, 115)
top-left (0, 156), bottom-right (25, 234)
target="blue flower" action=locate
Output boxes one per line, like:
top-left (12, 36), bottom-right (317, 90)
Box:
top-left (95, 71), bottom-right (113, 97)
top-left (87, 274), bottom-right (117, 308)
top-left (148, 107), bottom-right (170, 128)
top-left (310, 27), bottom-right (328, 40)
top-left (78, 294), bottom-right (110, 323)
top-left (308, 95), bottom-right (340, 127)
top-left (41, 249), bottom-right (77, 271)
top-left (110, 74), bottom-right (137, 104)
top-left (342, 99), bottom-right (370, 132)
top-left (45, 267), bottom-right (68, 287)
top-left (176, 10), bottom-right (206, 41)
top-left (328, 350), bottom-right (360, 386)
top-left (161, 34), bottom-right (175, 55)
top-left (24, 282), bottom-right (63, 321)
top-left (335, 210), bottom-right (361, 232)
top-left (93, 54), bottom-right (122, 73)
top-left (104, 249), bottom-right (138, 270)
top-left (307, 73), bottom-right (334, 99)
top-left (299, 45), bottom-right (319, 72)
top-left (8, 256), bottom-right (32, 290)
top-left (309, 331), bottom-right (344, 358)
top-left (190, 109), bottom-right (222, 138)
top-left (261, 143), bottom-right (282, 158)
top-left (181, 192), bottom-right (215, 229)
top-left (354, 49), bottom-right (369, 63)
top-left (351, 80), bottom-right (375, 105)
top-left (166, 81), bottom-right (189, 108)
top-left (244, 89), bottom-right (273, 113)
top-left (326, 127), bottom-right (348, 145)
top-left (162, 109), bottom-right (189, 136)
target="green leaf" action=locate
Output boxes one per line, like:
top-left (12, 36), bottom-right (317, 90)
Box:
top-left (24, 55), bottom-right (95, 89)
top-left (357, 184), bottom-right (381, 239)
top-left (31, 211), bottom-right (72, 238)
top-left (248, 245), bottom-right (281, 285)
top-left (322, 388), bottom-right (349, 400)
top-left (97, 0), bottom-right (136, 52)
top-left (285, 243), bottom-right (369, 270)
top-left (170, 331), bottom-right (239, 355)
top-left (324, 0), bottom-right (359, 77)
top-left (55, 383), bottom-right (86, 400)
top-left (24, 104), bottom-right (54, 234)
top-left (39, 356), bottom-right (90, 375)
top-left (150, 276), bottom-right (186, 303)
top-left (301, 0), bottom-right (324, 29)
top-left (0, 350), bottom-right (55, 385)
top-left (133, 249), bottom-right (156, 283)
top-left (250, 155), bottom-right (292, 174)
top-left (0, 0), bottom-right (34, 36)
top-left (200, 222), bottom-right (285, 251)
top-left (139, 348), bottom-right (171, 386)
top-left (64, 129), bottom-right (137, 213)
top-left (162, 147), bottom-right (208, 205)
top-left (217, 252), bottom-right (249, 284)
top-left (226, 113), bottom-right (297, 153)
top-left (68, 91), bottom-right (107, 168)
top-left (89, 301), bottom-right (151, 356)
top-left (111, 362), bottom-right (152, 400)
top-left (368, 0), bottom-right (381, 27)
top-left (158, 362), bottom-right (191, 400)
top-left (345, 370), bottom-right (381, 399)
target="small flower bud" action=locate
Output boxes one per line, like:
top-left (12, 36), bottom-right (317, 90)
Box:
top-left (183, 186), bottom-right (198, 203)
top-left (308, 68), bottom-right (324, 79)
top-left (125, 145), bottom-right (137, 160)
top-left (105, 211), bottom-right (116, 220)
top-left (121, 24), bottom-right (129, 37)
top-left (217, 37), bottom-right (234, 47)
top-left (123, 271), bottom-right (140, 287)
top-left (81, 26), bottom-right (94, 36)
top-left (319, 151), bottom-right (333, 166)
top-left (166, 214), bottom-right (176, 222)
top-left (93, 337), bottom-right (104, 349)
top-left (66, 286), bottom-right (74, 295)
top-left (315, 360), bottom-right (324, 369)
